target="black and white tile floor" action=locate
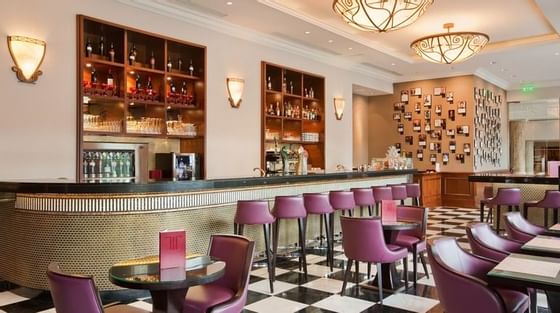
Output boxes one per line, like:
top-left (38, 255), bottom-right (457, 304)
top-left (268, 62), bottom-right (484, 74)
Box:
top-left (0, 207), bottom-right (552, 313)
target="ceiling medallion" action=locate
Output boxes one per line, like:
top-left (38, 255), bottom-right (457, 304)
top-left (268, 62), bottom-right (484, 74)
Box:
top-left (410, 23), bottom-right (490, 64)
top-left (332, 0), bottom-right (434, 32)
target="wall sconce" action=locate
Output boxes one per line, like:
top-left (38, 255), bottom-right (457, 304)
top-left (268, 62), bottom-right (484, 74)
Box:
top-left (226, 77), bottom-right (244, 108)
top-left (334, 97), bottom-right (345, 120)
top-left (7, 36), bottom-right (46, 83)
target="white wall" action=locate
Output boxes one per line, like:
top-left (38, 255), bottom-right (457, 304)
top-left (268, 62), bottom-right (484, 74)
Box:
top-left (352, 94), bottom-right (369, 167)
top-left (0, 0), bottom-right (392, 180)
top-left (507, 86), bottom-right (560, 103)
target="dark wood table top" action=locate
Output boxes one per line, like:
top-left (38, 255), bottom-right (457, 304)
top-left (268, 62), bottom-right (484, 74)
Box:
top-left (382, 220), bottom-right (419, 231)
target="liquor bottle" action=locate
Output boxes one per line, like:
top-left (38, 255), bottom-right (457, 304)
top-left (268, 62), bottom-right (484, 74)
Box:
top-left (135, 74), bottom-right (141, 90)
top-left (267, 76), bottom-right (272, 90)
top-left (146, 76), bottom-right (153, 95)
top-left (85, 38), bottom-right (93, 57)
top-left (188, 60), bottom-right (194, 76)
top-left (180, 81), bottom-right (187, 95)
top-left (91, 67), bottom-right (98, 83)
top-left (310, 87), bottom-right (315, 99)
top-left (107, 69), bottom-right (114, 87)
top-left (99, 36), bottom-right (105, 56)
top-left (289, 81), bottom-right (293, 94)
top-left (283, 101), bottom-right (288, 117)
top-left (149, 51), bottom-right (156, 69)
top-left (178, 58), bottom-right (183, 71)
top-left (282, 76), bottom-right (287, 92)
top-left (304, 88), bottom-right (308, 98)
top-left (167, 57), bottom-right (173, 71)
top-left (109, 42), bottom-right (115, 62)
top-left (275, 101), bottom-right (280, 116)
top-left (302, 105), bottom-right (308, 120)
top-left (169, 80), bottom-right (177, 94)
top-left (268, 103), bottom-right (274, 115)
top-left (83, 153), bottom-right (89, 179)
top-left (128, 45), bottom-right (136, 65)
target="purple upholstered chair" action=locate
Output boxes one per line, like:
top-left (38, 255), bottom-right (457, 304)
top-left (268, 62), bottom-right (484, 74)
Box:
top-left (504, 212), bottom-right (546, 243)
top-left (234, 200), bottom-right (275, 292)
top-left (372, 186), bottom-right (393, 216)
top-left (340, 216), bottom-right (408, 303)
top-left (351, 187), bottom-right (375, 216)
top-left (183, 234), bottom-right (255, 313)
top-left (271, 196), bottom-right (308, 280)
top-left (479, 188), bottom-right (521, 232)
top-left (389, 184), bottom-right (408, 205)
top-left (524, 190), bottom-right (560, 227)
top-left (392, 205), bottom-right (429, 288)
top-left (428, 237), bottom-right (530, 313)
top-left (405, 183), bottom-right (421, 206)
top-left (329, 190), bottom-right (356, 216)
top-left (303, 193), bottom-right (335, 271)
top-left (466, 222), bottom-right (523, 262)
top-left (47, 262), bottom-right (149, 313)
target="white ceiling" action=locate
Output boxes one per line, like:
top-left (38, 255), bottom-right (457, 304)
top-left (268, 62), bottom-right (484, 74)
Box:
top-left (123, 0), bottom-right (560, 93)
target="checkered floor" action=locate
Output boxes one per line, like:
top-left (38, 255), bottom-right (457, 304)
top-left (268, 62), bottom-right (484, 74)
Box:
top-left (0, 207), bottom-right (551, 313)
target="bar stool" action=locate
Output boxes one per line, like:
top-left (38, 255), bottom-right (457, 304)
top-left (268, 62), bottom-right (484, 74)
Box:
top-left (234, 200), bottom-right (275, 292)
top-left (271, 196), bottom-right (308, 281)
top-left (523, 190), bottom-right (560, 227)
top-left (303, 193), bottom-right (335, 271)
top-left (329, 191), bottom-right (356, 216)
top-left (390, 184), bottom-right (408, 205)
top-left (479, 188), bottom-right (521, 233)
top-left (480, 186), bottom-right (495, 222)
top-left (405, 183), bottom-right (421, 206)
top-left (372, 186), bottom-right (393, 215)
top-left (351, 188), bottom-right (376, 216)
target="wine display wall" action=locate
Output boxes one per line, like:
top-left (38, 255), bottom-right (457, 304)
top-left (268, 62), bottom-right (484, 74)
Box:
top-left (77, 15), bottom-right (207, 178)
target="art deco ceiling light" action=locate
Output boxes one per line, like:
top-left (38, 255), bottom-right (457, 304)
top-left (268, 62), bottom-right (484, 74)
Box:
top-left (332, 0), bottom-right (434, 32)
top-left (410, 23), bottom-right (489, 64)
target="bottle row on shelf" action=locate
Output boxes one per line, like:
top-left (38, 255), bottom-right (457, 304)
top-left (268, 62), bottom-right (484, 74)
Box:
top-left (83, 114), bottom-right (197, 137)
top-left (82, 150), bottom-right (134, 180)
top-left (266, 101), bottom-right (321, 120)
top-left (266, 75), bottom-right (317, 99)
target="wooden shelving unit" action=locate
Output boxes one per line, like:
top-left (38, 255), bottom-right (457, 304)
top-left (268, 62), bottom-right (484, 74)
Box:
top-left (77, 15), bottom-right (206, 178)
top-left (261, 61), bottom-right (325, 172)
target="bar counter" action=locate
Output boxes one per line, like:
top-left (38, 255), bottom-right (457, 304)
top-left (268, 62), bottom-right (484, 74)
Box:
top-left (468, 173), bottom-right (560, 185)
top-left (0, 169), bottom-right (415, 290)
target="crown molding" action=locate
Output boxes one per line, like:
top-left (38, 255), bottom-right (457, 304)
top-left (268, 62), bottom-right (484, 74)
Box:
top-left (115, 0), bottom-right (398, 87)
top-left (474, 68), bottom-right (511, 90)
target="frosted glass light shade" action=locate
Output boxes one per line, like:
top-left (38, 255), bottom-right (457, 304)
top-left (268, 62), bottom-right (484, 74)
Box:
top-left (334, 97), bottom-right (345, 120)
top-left (7, 36), bottom-right (46, 83)
top-left (227, 78), bottom-right (244, 108)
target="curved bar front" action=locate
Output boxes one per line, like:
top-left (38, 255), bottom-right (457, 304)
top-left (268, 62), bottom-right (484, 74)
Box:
top-left (0, 170), bottom-right (414, 290)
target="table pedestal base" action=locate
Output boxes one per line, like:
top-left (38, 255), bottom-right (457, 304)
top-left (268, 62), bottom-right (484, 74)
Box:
top-left (371, 263), bottom-right (403, 290)
top-left (546, 291), bottom-right (560, 313)
top-left (150, 289), bottom-right (188, 313)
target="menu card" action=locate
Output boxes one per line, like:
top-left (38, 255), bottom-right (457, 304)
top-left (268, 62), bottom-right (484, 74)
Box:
top-left (381, 200), bottom-right (397, 222)
top-left (159, 230), bottom-right (186, 272)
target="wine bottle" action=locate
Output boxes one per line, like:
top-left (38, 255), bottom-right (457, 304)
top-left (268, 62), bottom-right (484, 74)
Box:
top-left (267, 76), bottom-right (272, 90)
top-left (99, 36), bottom-right (105, 56)
top-left (109, 42), bottom-right (115, 62)
top-left (146, 76), bottom-right (153, 95)
top-left (167, 57), bottom-right (172, 71)
top-left (289, 81), bottom-right (293, 94)
top-left (169, 80), bottom-right (177, 94)
top-left (107, 69), bottom-right (114, 87)
top-left (276, 101), bottom-right (280, 116)
top-left (91, 67), bottom-right (98, 83)
top-left (304, 88), bottom-right (308, 98)
top-left (188, 60), bottom-right (194, 76)
top-left (180, 81), bottom-right (187, 95)
top-left (85, 38), bottom-right (93, 57)
top-left (282, 76), bottom-right (287, 92)
top-left (135, 74), bottom-right (141, 90)
top-left (149, 51), bottom-right (156, 69)
top-left (310, 87), bottom-right (315, 98)
top-left (178, 58), bottom-right (183, 71)
top-left (128, 45), bottom-right (136, 65)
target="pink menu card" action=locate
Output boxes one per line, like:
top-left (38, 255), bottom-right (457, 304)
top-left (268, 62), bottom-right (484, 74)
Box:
top-left (381, 200), bottom-right (397, 222)
top-left (159, 230), bottom-right (186, 272)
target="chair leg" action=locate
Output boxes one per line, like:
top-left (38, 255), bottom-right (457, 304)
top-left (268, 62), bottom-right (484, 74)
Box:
top-left (297, 217), bottom-right (308, 280)
top-left (272, 220), bottom-right (280, 283)
top-left (496, 205), bottom-right (502, 233)
top-left (237, 224), bottom-right (245, 236)
top-left (554, 208), bottom-right (559, 225)
top-left (262, 224), bottom-right (274, 293)
top-left (376, 263), bottom-right (383, 304)
top-left (412, 245), bottom-right (418, 289)
top-left (329, 212), bottom-right (335, 267)
top-left (480, 201), bottom-right (485, 222)
top-left (367, 262), bottom-right (371, 279)
top-left (324, 213), bottom-right (333, 272)
top-left (354, 260), bottom-right (360, 288)
top-left (400, 200), bottom-right (405, 205)
top-left (319, 214), bottom-right (324, 246)
top-left (530, 288), bottom-right (537, 313)
top-left (348, 209), bottom-right (353, 217)
top-left (419, 252), bottom-right (429, 279)
top-left (341, 259), bottom-right (353, 296)
top-left (403, 257), bottom-right (409, 291)
top-left (233, 223), bottom-right (238, 235)
top-left (545, 208), bottom-right (549, 228)
top-left (368, 205), bottom-right (373, 216)
top-left (523, 204), bottom-right (529, 219)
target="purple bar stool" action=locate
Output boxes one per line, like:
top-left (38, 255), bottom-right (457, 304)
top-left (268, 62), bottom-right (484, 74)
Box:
top-left (479, 188), bottom-right (521, 232)
top-left (481, 186), bottom-right (495, 223)
top-left (504, 212), bottom-right (546, 243)
top-left (372, 186), bottom-right (393, 216)
top-left (234, 200), bottom-right (275, 292)
top-left (303, 193), bottom-right (335, 271)
top-left (523, 190), bottom-right (560, 227)
top-left (339, 216), bottom-right (408, 304)
top-left (351, 187), bottom-right (376, 216)
top-left (271, 196), bottom-right (308, 281)
top-left (405, 183), bottom-right (421, 206)
top-left (329, 190), bottom-right (356, 216)
top-left (390, 184), bottom-right (408, 205)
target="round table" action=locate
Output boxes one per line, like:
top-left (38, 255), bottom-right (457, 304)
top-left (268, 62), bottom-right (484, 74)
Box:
top-left (109, 255), bottom-right (225, 313)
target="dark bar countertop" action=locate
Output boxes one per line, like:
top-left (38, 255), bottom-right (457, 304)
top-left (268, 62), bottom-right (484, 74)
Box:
top-left (0, 169), bottom-right (416, 194)
top-left (469, 173), bottom-right (560, 185)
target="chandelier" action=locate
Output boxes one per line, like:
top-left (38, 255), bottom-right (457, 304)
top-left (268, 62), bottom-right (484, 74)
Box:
top-left (410, 23), bottom-right (490, 64)
top-left (332, 0), bottom-right (434, 32)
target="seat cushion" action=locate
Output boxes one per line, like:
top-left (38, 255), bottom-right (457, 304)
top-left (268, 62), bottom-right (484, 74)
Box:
top-left (105, 304), bottom-right (150, 313)
top-left (183, 284), bottom-right (235, 313)
top-left (495, 288), bottom-right (530, 313)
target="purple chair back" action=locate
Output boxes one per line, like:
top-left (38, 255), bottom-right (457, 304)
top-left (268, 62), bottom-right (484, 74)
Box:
top-left (47, 262), bottom-right (104, 313)
top-left (272, 196), bottom-right (307, 219)
top-left (483, 186), bottom-right (494, 199)
top-left (405, 183), bottom-right (421, 198)
top-left (207, 234), bottom-right (255, 312)
top-left (428, 238), bottom-right (507, 313)
top-left (504, 212), bottom-right (546, 243)
top-left (351, 188), bottom-right (375, 206)
top-left (303, 193), bottom-right (334, 214)
top-left (396, 206), bottom-right (427, 239)
top-left (340, 216), bottom-right (402, 263)
top-left (389, 185), bottom-right (408, 201)
top-left (466, 222), bottom-right (523, 262)
top-left (329, 191), bottom-right (356, 211)
top-left (487, 188), bottom-right (521, 206)
top-left (537, 190), bottom-right (560, 208)
top-left (372, 186), bottom-right (393, 203)
top-left (235, 200), bottom-right (275, 225)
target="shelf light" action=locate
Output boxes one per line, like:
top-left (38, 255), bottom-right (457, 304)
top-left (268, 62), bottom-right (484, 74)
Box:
top-left (334, 97), bottom-right (345, 120)
top-left (7, 35), bottom-right (46, 83)
top-left (226, 77), bottom-right (244, 108)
